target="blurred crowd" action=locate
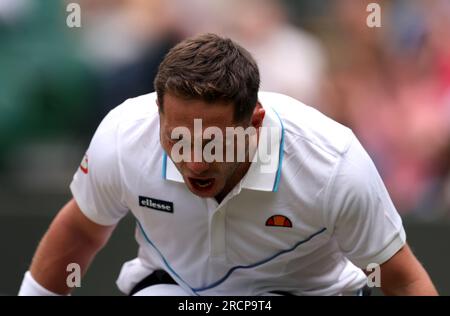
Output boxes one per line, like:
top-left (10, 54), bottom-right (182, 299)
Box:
top-left (0, 0), bottom-right (449, 218)
top-left (320, 0), bottom-right (450, 218)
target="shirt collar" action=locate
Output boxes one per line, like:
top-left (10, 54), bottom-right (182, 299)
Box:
top-left (162, 104), bottom-right (284, 192)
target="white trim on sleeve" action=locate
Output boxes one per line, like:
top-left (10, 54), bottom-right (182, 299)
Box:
top-left (70, 181), bottom-right (120, 226)
top-left (352, 228), bottom-right (406, 268)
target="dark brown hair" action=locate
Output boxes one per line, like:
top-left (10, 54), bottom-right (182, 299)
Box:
top-left (154, 33), bottom-right (260, 122)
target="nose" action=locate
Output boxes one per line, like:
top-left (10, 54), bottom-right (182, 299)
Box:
top-left (185, 161), bottom-right (210, 175)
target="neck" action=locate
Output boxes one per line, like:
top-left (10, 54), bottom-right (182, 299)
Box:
top-left (215, 161), bottom-right (252, 204)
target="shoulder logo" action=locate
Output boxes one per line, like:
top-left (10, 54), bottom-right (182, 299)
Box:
top-left (80, 154), bottom-right (88, 174)
top-left (139, 196), bottom-right (174, 213)
top-left (265, 215), bottom-right (292, 228)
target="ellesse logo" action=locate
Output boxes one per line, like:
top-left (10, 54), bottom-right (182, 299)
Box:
top-left (139, 196), bottom-right (174, 213)
top-left (265, 215), bottom-right (292, 228)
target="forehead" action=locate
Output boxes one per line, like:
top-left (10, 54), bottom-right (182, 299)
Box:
top-left (161, 94), bottom-right (236, 129)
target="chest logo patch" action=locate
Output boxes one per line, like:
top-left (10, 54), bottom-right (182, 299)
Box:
top-left (265, 215), bottom-right (292, 228)
top-left (139, 196), bottom-right (174, 213)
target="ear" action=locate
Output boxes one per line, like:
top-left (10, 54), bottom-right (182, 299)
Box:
top-left (156, 99), bottom-right (165, 119)
top-left (251, 102), bottom-right (265, 129)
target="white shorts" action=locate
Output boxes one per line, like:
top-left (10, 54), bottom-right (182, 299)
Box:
top-left (132, 284), bottom-right (191, 296)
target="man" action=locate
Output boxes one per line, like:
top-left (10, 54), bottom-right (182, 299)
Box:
top-left (19, 33), bottom-right (437, 296)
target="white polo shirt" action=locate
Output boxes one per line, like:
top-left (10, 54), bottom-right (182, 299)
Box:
top-left (70, 91), bottom-right (406, 296)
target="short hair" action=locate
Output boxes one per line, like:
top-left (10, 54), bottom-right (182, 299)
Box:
top-left (154, 33), bottom-right (260, 122)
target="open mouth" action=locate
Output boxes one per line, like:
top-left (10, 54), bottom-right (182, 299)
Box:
top-left (188, 177), bottom-right (215, 191)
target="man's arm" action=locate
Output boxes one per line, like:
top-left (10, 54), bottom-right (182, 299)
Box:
top-left (378, 244), bottom-right (438, 296)
top-left (26, 198), bottom-right (115, 295)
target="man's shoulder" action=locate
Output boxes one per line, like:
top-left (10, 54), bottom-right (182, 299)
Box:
top-left (109, 92), bottom-right (159, 126)
top-left (95, 92), bottom-right (160, 147)
top-left (88, 92), bottom-right (161, 171)
top-left (259, 91), bottom-right (354, 159)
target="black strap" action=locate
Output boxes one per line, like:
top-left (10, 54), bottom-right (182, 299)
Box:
top-left (129, 270), bottom-right (177, 296)
top-left (361, 285), bottom-right (372, 296)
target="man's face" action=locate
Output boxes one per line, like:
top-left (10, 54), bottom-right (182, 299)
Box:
top-left (159, 93), bottom-right (251, 198)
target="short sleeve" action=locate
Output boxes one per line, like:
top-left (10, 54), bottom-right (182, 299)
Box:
top-left (70, 107), bottom-right (129, 226)
top-left (322, 135), bottom-right (406, 269)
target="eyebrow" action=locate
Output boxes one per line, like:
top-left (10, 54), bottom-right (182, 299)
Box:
top-left (166, 132), bottom-right (217, 147)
